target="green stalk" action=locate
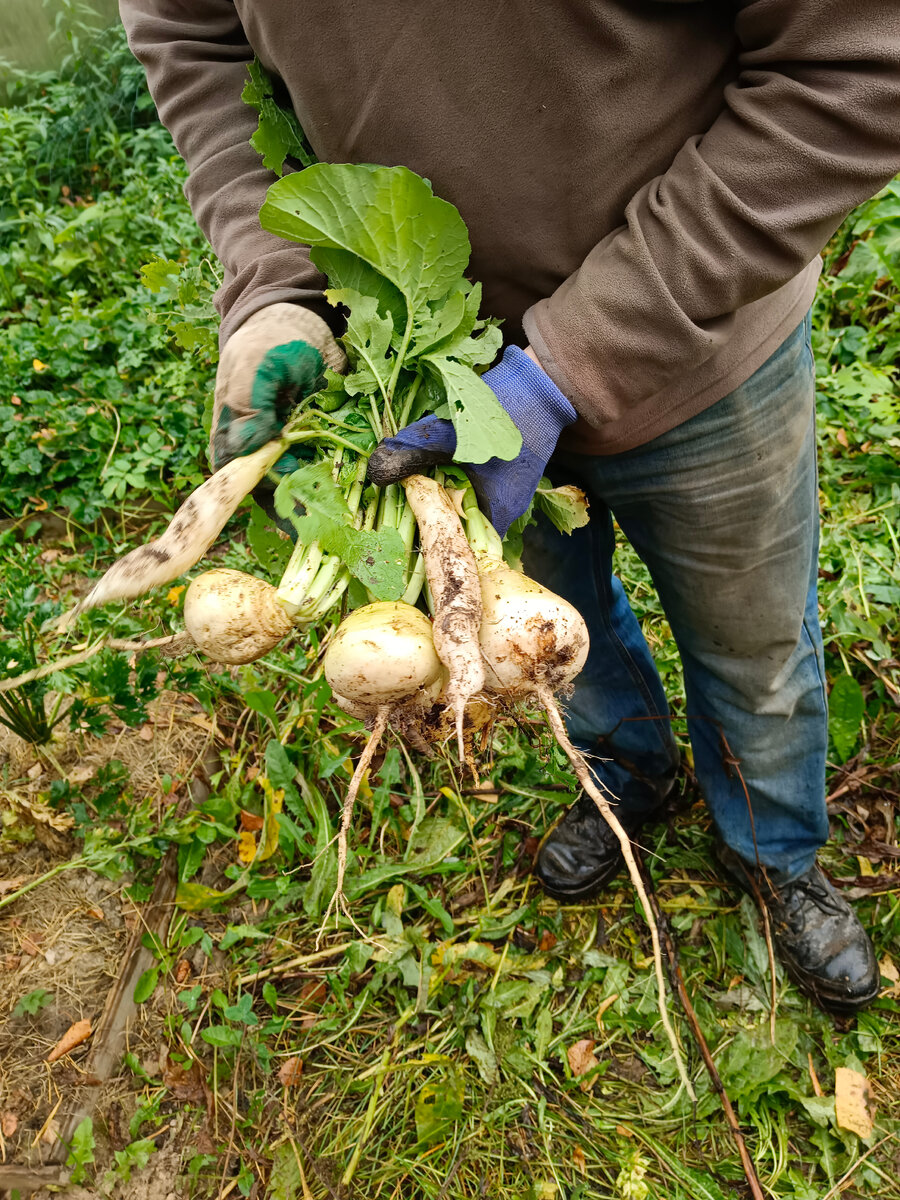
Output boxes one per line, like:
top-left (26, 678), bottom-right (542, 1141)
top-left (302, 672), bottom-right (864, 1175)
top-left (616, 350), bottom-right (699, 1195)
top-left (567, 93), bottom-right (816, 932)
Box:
top-left (396, 375), bottom-right (422, 430)
top-left (276, 541), bottom-right (325, 616)
top-left (284, 429), bottom-right (370, 457)
top-left (386, 312), bottom-right (414, 403)
top-left (461, 487), bottom-right (503, 562)
top-left (401, 554), bottom-right (426, 606)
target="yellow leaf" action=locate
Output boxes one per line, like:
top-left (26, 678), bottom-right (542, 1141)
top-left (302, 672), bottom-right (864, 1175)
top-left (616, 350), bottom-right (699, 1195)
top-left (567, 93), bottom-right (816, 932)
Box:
top-left (880, 954), bottom-right (900, 998)
top-left (32, 358), bottom-right (48, 372)
top-left (386, 883), bottom-right (405, 918)
top-left (259, 777), bottom-right (284, 861)
top-left (238, 830), bottom-right (257, 864)
top-left (167, 584), bottom-right (186, 605)
top-left (595, 993), bottom-right (619, 1028)
top-left (835, 1066), bottom-right (875, 1139)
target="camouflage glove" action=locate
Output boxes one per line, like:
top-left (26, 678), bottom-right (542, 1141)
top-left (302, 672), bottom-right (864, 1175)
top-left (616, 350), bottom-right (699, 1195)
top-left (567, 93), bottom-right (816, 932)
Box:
top-left (211, 303), bottom-right (347, 478)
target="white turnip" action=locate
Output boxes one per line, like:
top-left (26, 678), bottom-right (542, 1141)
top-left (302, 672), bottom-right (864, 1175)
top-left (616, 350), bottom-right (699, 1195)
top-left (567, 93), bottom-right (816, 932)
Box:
top-left (465, 503), bottom-right (693, 1098)
top-left (320, 599), bottom-right (446, 937)
top-left (183, 568), bottom-right (293, 664)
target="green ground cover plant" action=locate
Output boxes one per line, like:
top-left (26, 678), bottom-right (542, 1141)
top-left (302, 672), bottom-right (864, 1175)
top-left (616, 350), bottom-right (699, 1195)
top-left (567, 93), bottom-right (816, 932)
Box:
top-left (0, 16), bottom-right (898, 1200)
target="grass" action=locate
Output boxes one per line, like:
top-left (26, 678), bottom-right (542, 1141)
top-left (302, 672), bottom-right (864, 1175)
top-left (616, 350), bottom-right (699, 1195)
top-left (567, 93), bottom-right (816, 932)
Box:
top-left (0, 15), bottom-right (898, 1200)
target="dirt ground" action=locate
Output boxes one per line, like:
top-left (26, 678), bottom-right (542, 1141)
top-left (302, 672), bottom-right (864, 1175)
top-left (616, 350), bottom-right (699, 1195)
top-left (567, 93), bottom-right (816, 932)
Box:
top-left (1, 691), bottom-right (218, 1197)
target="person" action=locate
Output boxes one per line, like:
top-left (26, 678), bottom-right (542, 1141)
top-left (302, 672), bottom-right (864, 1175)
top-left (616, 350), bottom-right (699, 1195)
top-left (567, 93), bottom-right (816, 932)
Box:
top-left (120, 0), bottom-right (900, 1013)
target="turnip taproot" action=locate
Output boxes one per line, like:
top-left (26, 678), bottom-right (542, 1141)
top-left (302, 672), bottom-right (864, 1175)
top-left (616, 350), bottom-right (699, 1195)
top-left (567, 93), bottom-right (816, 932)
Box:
top-left (320, 600), bottom-right (446, 936)
top-left (323, 602), bottom-right (444, 713)
top-left (462, 497), bottom-right (693, 1098)
top-left (183, 569), bottom-right (293, 664)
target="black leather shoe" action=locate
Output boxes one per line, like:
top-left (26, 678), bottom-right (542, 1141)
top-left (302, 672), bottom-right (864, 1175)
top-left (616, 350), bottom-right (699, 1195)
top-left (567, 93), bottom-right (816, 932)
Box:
top-left (534, 783), bottom-right (670, 902)
top-left (718, 846), bottom-right (880, 1015)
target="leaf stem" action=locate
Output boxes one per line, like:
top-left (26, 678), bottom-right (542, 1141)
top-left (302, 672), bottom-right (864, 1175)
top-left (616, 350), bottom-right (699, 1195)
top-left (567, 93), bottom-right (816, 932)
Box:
top-left (396, 375), bottom-right (422, 430)
top-left (387, 311), bottom-right (414, 403)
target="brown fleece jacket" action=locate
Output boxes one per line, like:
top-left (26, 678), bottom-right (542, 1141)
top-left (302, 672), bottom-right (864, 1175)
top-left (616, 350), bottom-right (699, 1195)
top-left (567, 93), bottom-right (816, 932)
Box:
top-left (119, 0), bottom-right (900, 453)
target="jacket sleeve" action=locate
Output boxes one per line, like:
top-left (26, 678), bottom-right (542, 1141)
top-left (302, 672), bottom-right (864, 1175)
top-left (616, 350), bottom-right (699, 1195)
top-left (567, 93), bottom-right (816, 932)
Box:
top-left (522, 0), bottom-right (900, 422)
top-left (119, 0), bottom-right (329, 346)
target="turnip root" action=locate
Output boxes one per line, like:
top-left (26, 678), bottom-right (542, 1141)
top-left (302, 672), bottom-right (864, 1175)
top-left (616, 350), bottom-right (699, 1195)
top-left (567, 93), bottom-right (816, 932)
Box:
top-left (476, 556), bottom-right (589, 693)
top-left (183, 569), bottom-right (293, 664)
top-left (60, 440), bottom-right (287, 628)
top-left (401, 474), bottom-right (484, 763)
top-left (320, 600), bottom-right (447, 939)
top-left (537, 692), bottom-right (693, 1099)
top-left (466, 509), bottom-right (693, 1099)
top-left (323, 602), bottom-right (444, 713)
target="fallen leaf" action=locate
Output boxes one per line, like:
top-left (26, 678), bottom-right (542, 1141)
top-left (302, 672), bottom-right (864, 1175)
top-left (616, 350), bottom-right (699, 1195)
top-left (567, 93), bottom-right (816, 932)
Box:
top-left (40, 1117), bottom-right (61, 1146)
top-left (174, 959), bottom-right (192, 985)
top-left (47, 1018), bottom-right (92, 1062)
top-left (40, 548), bottom-right (61, 563)
top-left (538, 931), bottom-right (557, 952)
top-left (298, 979), bottom-right (328, 1008)
top-left (808, 1053), bottom-right (823, 1098)
top-left (26, 763), bottom-right (43, 780)
top-left (1, 1111), bottom-right (18, 1138)
top-left (880, 954), bottom-right (900, 998)
top-left (4, 955), bottom-right (22, 971)
top-left (836, 428), bottom-right (850, 448)
top-left (835, 1066), bottom-right (875, 1139)
top-left (0, 878), bottom-right (26, 896)
top-left (167, 584), bottom-right (186, 605)
top-left (567, 1039), bottom-right (599, 1092)
top-left (162, 1054), bottom-right (206, 1102)
top-left (278, 1056), bottom-right (304, 1087)
top-left (240, 810), bottom-right (265, 832)
top-left (595, 993), bottom-right (619, 1028)
top-left (572, 1145), bottom-right (587, 1176)
top-left (20, 934), bottom-right (43, 957)
top-left (138, 724), bottom-right (154, 741)
top-left (86, 905), bottom-right (105, 921)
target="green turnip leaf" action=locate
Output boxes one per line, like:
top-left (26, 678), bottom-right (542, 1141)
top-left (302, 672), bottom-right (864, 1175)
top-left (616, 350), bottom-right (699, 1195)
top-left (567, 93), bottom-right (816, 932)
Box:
top-left (275, 462), bottom-right (405, 601)
top-left (422, 355), bottom-right (521, 464)
top-left (261, 163), bottom-right (469, 323)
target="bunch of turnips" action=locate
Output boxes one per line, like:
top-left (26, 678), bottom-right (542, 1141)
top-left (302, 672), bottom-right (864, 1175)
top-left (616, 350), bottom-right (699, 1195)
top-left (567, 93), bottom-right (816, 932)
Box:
top-left (60, 164), bottom-right (692, 1091)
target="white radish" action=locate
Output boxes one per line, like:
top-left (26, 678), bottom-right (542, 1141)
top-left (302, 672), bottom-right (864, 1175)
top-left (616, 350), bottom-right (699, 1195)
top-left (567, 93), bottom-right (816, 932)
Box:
top-left (60, 440), bottom-right (286, 627)
top-left (319, 600), bottom-right (446, 940)
top-left (401, 474), bottom-right (484, 763)
top-left (183, 569), bottom-right (293, 664)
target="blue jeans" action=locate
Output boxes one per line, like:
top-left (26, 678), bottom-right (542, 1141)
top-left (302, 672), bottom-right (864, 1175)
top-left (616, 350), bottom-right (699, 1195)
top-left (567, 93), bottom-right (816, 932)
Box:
top-left (522, 313), bottom-right (828, 881)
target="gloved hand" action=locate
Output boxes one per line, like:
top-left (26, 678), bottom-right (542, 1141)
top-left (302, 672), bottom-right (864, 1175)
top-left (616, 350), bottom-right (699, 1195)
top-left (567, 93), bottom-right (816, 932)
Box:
top-left (367, 345), bottom-right (577, 535)
top-left (211, 302), bottom-right (347, 477)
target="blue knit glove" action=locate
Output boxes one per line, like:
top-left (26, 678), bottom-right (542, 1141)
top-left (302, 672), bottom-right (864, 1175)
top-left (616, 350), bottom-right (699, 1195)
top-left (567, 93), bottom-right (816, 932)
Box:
top-left (367, 346), bottom-right (577, 536)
